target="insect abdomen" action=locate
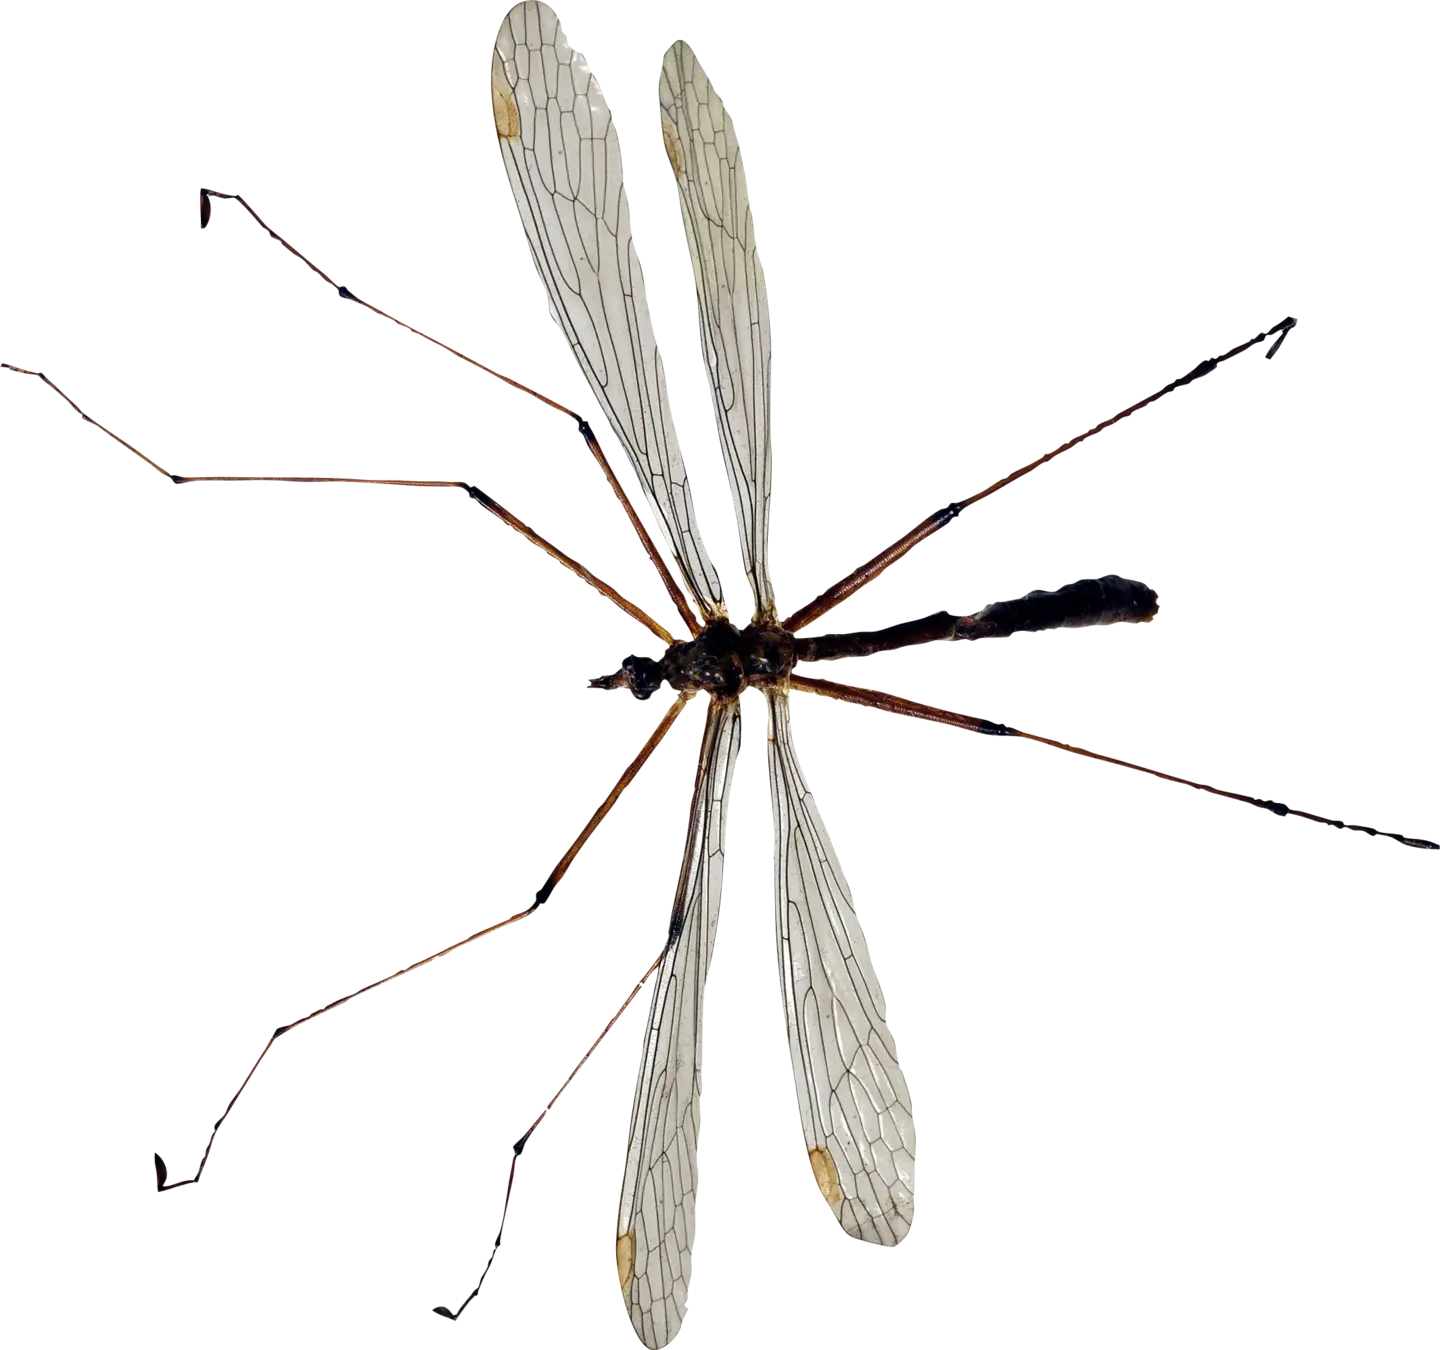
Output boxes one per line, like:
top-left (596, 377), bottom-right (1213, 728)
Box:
top-left (963, 574), bottom-right (1159, 637)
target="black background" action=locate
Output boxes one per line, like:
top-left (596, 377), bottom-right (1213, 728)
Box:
top-left (8, 2), bottom-right (1428, 1347)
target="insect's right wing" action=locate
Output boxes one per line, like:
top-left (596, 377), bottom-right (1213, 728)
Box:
top-left (658, 42), bottom-right (775, 623)
top-left (617, 696), bottom-right (741, 1349)
top-left (492, 2), bottom-right (725, 620)
top-left (765, 687), bottom-right (915, 1245)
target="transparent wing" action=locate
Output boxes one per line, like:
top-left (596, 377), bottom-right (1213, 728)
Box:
top-left (492, 3), bottom-right (725, 619)
top-left (658, 42), bottom-right (774, 622)
top-left (765, 687), bottom-right (915, 1244)
top-left (616, 696), bottom-right (741, 1348)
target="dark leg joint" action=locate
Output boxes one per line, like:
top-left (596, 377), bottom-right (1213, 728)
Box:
top-left (1258, 799), bottom-right (1290, 816)
top-left (530, 884), bottom-right (552, 910)
top-left (977, 719), bottom-right (1014, 736)
top-left (337, 285), bottom-right (357, 301)
top-left (1265, 316), bottom-right (1297, 358)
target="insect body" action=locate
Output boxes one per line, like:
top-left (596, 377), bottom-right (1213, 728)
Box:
top-left (2, 2), bottom-right (1416, 1347)
top-left (493, 16), bottom-right (920, 1334)
top-left (594, 575), bottom-right (1161, 699)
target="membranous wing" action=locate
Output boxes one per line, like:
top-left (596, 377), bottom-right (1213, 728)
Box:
top-left (492, 2), bottom-right (725, 619)
top-left (658, 42), bottom-right (775, 622)
top-left (617, 697), bottom-right (741, 1348)
top-left (765, 688), bottom-right (914, 1244)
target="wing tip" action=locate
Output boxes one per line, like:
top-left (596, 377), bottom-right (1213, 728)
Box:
top-left (839, 1189), bottom-right (915, 1247)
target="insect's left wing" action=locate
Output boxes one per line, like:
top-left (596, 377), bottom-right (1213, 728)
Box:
top-left (492, 3), bottom-right (726, 620)
top-left (658, 42), bottom-right (775, 622)
top-left (765, 687), bottom-right (915, 1245)
top-left (617, 696), bottom-right (742, 1349)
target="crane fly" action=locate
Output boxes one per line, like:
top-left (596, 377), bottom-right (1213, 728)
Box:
top-left (4, 3), bottom-right (1435, 1348)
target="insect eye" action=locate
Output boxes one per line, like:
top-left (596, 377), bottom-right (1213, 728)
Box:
top-left (621, 656), bottom-right (663, 700)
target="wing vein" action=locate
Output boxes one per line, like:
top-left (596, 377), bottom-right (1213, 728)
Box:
top-left (766, 687), bottom-right (915, 1246)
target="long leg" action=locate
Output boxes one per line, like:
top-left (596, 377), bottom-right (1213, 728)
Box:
top-left (154, 692), bottom-right (692, 1192)
top-left (437, 932), bottom-right (668, 1318)
top-left (790, 674), bottom-right (1436, 850)
top-left (3, 364), bottom-right (673, 643)
top-left (574, 419), bottom-right (700, 638)
top-left (196, 190), bottom-right (701, 637)
top-left (440, 699), bottom-right (731, 1329)
top-left (782, 318), bottom-right (1297, 633)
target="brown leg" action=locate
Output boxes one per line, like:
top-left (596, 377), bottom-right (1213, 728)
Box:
top-left (22, 185), bottom-right (702, 636)
top-left (3, 364), bottom-right (173, 479)
top-left (576, 418), bottom-right (700, 637)
top-left (434, 696), bottom-right (728, 1324)
top-left (3, 364), bottom-right (673, 643)
top-left (188, 184), bottom-right (705, 636)
top-left (151, 694), bottom-right (691, 1193)
top-left (437, 938), bottom-right (668, 1318)
top-left (781, 318), bottom-right (1297, 633)
top-left (790, 673), bottom-right (1436, 850)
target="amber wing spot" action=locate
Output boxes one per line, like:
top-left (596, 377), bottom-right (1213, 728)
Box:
top-left (661, 117), bottom-right (685, 180)
top-left (492, 77), bottom-right (520, 140)
top-left (809, 1146), bottom-right (843, 1208)
top-left (616, 1230), bottom-right (636, 1294)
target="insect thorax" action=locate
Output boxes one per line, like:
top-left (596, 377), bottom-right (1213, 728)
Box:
top-left (616, 618), bottom-right (806, 699)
